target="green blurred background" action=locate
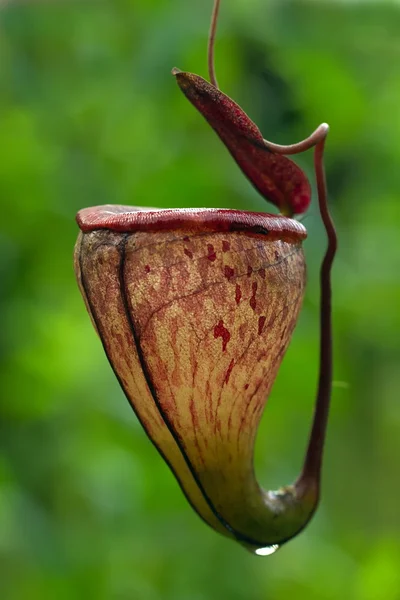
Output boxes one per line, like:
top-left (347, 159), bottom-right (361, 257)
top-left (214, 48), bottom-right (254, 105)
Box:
top-left (1, 0), bottom-right (399, 598)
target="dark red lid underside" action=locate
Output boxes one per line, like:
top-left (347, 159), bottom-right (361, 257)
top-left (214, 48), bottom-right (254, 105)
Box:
top-left (76, 205), bottom-right (307, 243)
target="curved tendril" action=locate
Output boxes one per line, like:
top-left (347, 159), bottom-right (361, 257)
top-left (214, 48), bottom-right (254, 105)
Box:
top-left (297, 133), bottom-right (337, 496)
top-left (259, 121), bottom-right (338, 506)
top-left (208, 0), bottom-right (221, 89)
top-left (264, 122), bottom-right (337, 498)
top-left (265, 124), bottom-right (337, 500)
top-left (263, 123), bottom-right (329, 155)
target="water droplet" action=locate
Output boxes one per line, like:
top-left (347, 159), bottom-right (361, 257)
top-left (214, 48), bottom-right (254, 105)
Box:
top-left (254, 544), bottom-right (280, 556)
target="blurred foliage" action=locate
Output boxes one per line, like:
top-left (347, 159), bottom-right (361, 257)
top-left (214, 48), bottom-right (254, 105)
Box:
top-left (1, 0), bottom-right (400, 598)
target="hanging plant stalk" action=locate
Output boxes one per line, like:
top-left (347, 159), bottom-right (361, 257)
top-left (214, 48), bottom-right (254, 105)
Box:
top-left (74, 0), bottom-right (337, 555)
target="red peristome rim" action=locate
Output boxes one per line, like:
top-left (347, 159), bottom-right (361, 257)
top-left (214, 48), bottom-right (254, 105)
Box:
top-left (76, 205), bottom-right (307, 242)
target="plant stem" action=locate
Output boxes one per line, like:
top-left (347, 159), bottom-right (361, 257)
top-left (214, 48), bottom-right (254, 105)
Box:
top-left (264, 125), bottom-right (337, 494)
top-left (208, 0), bottom-right (221, 88)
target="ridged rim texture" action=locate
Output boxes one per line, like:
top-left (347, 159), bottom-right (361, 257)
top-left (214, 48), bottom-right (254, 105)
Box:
top-left (76, 206), bottom-right (307, 243)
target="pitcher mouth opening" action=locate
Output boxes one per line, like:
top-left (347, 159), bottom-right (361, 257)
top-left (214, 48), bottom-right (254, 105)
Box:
top-left (76, 205), bottom-right (307, 243)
